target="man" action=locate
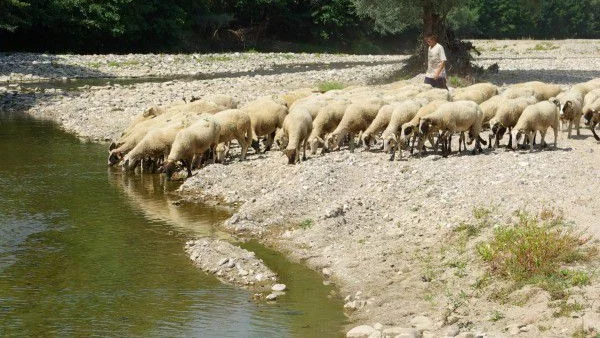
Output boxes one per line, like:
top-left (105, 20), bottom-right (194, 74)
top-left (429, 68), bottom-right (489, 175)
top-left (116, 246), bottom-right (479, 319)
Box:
top-left (424, 34), bottom-right (447, 89)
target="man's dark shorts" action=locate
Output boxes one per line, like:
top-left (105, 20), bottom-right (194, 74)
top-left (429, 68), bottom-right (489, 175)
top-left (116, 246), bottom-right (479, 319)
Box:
top-left (424, 77), bottom-right (447, 90)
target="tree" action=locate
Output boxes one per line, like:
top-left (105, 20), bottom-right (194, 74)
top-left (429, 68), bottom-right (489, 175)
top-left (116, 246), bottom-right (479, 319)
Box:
top-left (349, 0), bottom-right (481, 76)
top-left (0, 0), bottom-right (29, 32)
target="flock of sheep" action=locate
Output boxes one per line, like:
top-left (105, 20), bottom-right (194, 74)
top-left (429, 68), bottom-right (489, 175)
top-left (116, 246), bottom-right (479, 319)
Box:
top-left (107, 77), bottom-right (600, 179)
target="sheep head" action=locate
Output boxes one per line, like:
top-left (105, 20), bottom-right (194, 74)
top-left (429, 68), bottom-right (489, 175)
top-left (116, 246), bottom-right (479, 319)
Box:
top-left (284, 149), bottom-right (297, 164)
top-left (121, 156), bottom-right (140, 172)
top-left (308, 136), bottom-right (322, 155)
top-left (162, 160), bottom-right (180, 180)
top-left (108, 150), bottom-right (123, 166)
top-left (383, 134), bottom-right (397, 153)
top-left (419, 118), bottom-right (433, 135)
top-left (215, 143), bottom-right (228, 163)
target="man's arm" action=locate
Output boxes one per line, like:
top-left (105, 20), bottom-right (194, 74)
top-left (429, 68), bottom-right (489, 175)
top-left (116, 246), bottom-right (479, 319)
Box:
top-left (434, 60), bottom-right (446, 79)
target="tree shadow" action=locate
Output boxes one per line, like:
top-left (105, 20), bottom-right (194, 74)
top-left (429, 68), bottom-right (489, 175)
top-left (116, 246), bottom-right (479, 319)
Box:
top-left (486, 69), bottom-right (600, 85)
top-left (0, 53), bottom-right (110, 80)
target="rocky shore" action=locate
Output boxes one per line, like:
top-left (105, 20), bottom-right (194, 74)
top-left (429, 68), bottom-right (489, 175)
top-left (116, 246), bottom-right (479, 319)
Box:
top-left (3, 40), bottom-right (600, 337)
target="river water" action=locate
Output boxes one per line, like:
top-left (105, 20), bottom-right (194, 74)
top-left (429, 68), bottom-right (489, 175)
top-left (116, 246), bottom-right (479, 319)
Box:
top-left (0, 113), bottom-right (345, 337)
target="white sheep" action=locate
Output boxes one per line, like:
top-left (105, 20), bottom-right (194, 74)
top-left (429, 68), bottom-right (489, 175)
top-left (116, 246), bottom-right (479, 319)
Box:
top-left (290, 94), bottom-right (330, 120)
top-left (278, 88), bottom-right (317, 107)
top-left (361, 103), bottom-right (397, 149)
top-left (399, 99), bottom-right (447, 155)
top-left (241, 96), bottom-right (288, 153)
top-left (479, 95), bottom-right (505, 128)
top-left (573, 78), bottom-right (600, 96)
top-left (555, 89), bottom-right (584, 138)
top-left (583, 89), bottom-right (600, 124)
top-left (452, 83), bottom-right (498, 104)
top-left (587, 101), bottom-right (600, 140)
top-left (121, 122), bottom-right (184, 172)
top-left (488, 96), bottom-right (538, 148)
top-left (212, 109), bottom-right (253, 163)
top-left (418, 100), bottom-right (487, 155)
top-left (275, 109), bottom-right (313, 164)
top-left (307, 99), bottom-right (349, 155)
top-left (162, 115), bottom-right (221, 179)
top-left (380, 100), bottom-right (424, 160)
top-left (415, 88), bottom-right (450, 101)
top-left (511, 81), bottom-right (562, 100)
top-left (512, 100), bottom-right (560, 150)
top-left (325, 97), bottom-right (385, 152)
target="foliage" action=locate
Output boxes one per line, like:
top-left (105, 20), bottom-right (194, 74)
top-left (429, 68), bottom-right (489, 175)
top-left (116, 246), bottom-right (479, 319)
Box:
top-left (318, 81), bottom-right (346, 92)
top-left (476, 210), bottom-right (596, 292)
top-left (1, 0), bottom-right (600, 53)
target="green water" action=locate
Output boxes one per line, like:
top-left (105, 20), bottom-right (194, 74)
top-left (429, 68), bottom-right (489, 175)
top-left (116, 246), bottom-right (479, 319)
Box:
top-left (0, 113), bottom-right (345, 337)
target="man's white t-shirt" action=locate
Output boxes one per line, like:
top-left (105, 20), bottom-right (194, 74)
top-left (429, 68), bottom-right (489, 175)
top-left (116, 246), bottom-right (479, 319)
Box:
top-left (426, 43), bottom-right (447, 79)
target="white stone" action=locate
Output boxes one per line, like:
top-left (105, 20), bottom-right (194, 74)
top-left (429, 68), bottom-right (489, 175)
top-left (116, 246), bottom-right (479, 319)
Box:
top-left (347, 325), bottom-right (375, 338)
top-left (271, 283), bottom-right (287, 291)
top-left (410, 315), bottom-right (433, 331)
top-left (382, 327), bottom-right (420, 338)
top-left (265, 293), bottom-right (278, 301)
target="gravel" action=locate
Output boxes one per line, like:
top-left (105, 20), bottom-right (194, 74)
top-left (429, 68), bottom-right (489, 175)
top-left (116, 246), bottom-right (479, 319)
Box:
top-left (4, 39), bottom-right (600, 337)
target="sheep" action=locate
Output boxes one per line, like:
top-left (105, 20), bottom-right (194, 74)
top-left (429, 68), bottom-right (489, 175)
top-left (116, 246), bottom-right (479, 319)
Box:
top-left (202, 94), bottom-right (239, 109)
top-left (583, 89), bottom-right (600, 124)
top-left (415, 88), bottom-right (450, 101)
top-left (452, 83), bottom-right (498, 104)
top-left (587, 102), bottom-right (600, 140)
top-left (479, 95), bottom-right (506, 128)
top-left (361, 103), bottom-right (398, 149)
top-left (501, 87), bottom-right (536, 100)
top-left (380, 100), bottom-right (424, 160)
top-left (307, 99), bottom-right (349, 155)
top-left (488, 96), bottom-right (538, 149)
top-left (418, 100), bottom-right (487, 156)
top-left (278, 88), bottom-right (317, 107)
top-left (512, 100), bottom-right (560, 150)
top-left (290, 94), bottom-right (330, 120)
top-left (241, 96), bottom-right (288, 153)
top-left (573, 78), bottom-right (600, 96)
top-left (325, 97), bottom-right (385, 152)
top-left (162, 115), bottom-right (221, 179)
top-left (121, 122), bottom-right (184, 172)
top-left (510, 81), bottom-right (562, 100)
top-left (399, 99), bottom-right (447, 155)
top-left (212, 109), bottom-right (253, 163)
top-left (275, 109), bottom-right (313, 164)
top-left (555, 89), bottom-right (584, 138)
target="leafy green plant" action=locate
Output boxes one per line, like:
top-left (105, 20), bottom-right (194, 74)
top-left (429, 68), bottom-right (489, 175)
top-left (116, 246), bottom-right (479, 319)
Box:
top-left (298, 219), bottom-right (313, 229)
top-left (476, 211), bottom-right (596, 294)
top-left (318, 81), bottom-right (345, 92)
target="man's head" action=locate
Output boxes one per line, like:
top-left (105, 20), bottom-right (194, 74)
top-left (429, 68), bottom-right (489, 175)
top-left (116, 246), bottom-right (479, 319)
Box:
top-left (424, 34), bottom-right (438, 47)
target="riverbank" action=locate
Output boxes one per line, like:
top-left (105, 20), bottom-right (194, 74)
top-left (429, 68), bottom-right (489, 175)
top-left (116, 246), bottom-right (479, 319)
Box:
top-left (4, 39), bottom-right (600, 337)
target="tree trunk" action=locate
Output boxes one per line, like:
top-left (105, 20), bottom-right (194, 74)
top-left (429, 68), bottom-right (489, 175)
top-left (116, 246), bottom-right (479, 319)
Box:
top-left (398, 0), bottom-right (482, 78)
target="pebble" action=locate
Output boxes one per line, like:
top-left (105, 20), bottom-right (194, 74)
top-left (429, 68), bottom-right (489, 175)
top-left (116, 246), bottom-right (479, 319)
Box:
top-left (271, 283), bottom-right (287, 291)
top-left (347, 325), bottom-right (375, 338)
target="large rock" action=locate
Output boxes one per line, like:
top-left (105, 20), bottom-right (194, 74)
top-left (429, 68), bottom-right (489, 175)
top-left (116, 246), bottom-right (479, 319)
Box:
top-left (382, 327), bottom-right (421, 338)
top-left (347, 325), bottom-right (376, 338)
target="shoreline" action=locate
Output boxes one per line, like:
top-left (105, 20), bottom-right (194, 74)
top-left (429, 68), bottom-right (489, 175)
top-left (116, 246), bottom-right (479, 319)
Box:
top-left (4, 39), bottom-right (600, 337)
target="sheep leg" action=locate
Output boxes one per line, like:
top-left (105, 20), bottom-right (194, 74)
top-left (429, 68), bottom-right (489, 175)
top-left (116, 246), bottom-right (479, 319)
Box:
top-left (591, 122), bottom-right (600, 141)
top-left (302, 139), bottom-right (307, 161)
top-left (576, 117), bottom-right (581, 136)
top-left (528, 131), bottom-right (535, 151)
top-left (488, 133), bottom-right (494, 149)
top-left (265, 131), bottom-right (276, 152)
top-left (553, 125), bottom-right (558, 148)
top-left (410, 134), bottom-right (418, 155)
top-left (183, 160), bottom-right (193, 177)
top-left (567, 120), bottom-right (573, 139)
top-left (540, 130), bottom-right (547, 149)
top-left (349, 133), bottom-right (356, 153)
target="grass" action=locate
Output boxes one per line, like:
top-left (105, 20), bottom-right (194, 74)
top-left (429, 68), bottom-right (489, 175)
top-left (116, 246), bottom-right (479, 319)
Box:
top-left (200, 55), bottom-right (233, 62)
top-left (489, 310), bottom-right (505, 322)
top-left (317, 81), bottom-right (345, 92)
top-left (476, 210), bottom-right (596, 297)
top-left (107, 60), bottom-right (140, 67)
top-left (448, 75), bottom-right (471, 88)
top-left (298, 219), bottom-right (313, 229)
top-left (528, 42), bottom-right (559, 51)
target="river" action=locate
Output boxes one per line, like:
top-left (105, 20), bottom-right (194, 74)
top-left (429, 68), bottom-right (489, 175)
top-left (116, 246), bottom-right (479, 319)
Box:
top-left (0, 112), bottom-right (345, 337)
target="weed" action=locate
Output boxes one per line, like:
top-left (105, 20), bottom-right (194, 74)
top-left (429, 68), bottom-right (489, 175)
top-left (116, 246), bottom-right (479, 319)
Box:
top-left (298, 219), bottom-right (313, 229)
top-left (489, 310), bottom-right (505, 322)
top-left (476, 211), bottom-right (596, 296)
top-left (107, 60), bottom-right (139, 67)
top-left (528, 42), bottom-right (559, 51)
top-left (201, 55), bottom-right (232, 62)
top-left (448, 75), bottom-right (471, 88)
top-left (318, 81), bottom-right (345, 93)
top-left (551, 300), bottom-right (584, 318)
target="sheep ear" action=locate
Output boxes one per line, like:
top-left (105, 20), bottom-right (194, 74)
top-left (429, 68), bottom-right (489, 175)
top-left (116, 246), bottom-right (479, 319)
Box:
top-left (404, 126), bottom-right (413, 136)
top-left (109, 142), bottom-right (117, 151)
top-left (565, 101), bottom-right (572, 107)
